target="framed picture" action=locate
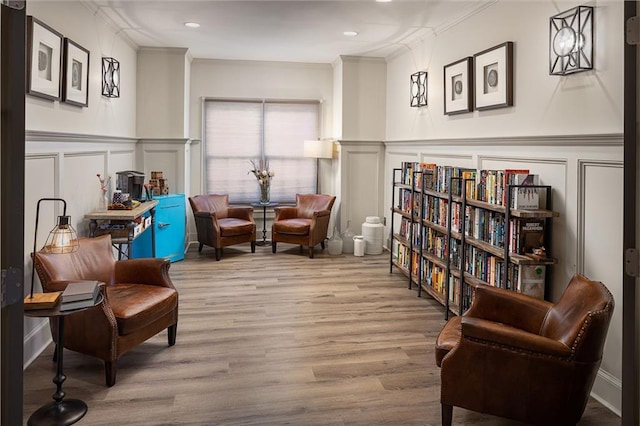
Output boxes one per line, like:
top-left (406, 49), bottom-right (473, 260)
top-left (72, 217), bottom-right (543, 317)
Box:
top-left (443, 57), bottom-right (473, 115)
top-left (27, 16), bottom-right (63, 101)
top-left (62, 38), bottom-right (90, 107)
top-left (474, 41), bottom-right (513, 110)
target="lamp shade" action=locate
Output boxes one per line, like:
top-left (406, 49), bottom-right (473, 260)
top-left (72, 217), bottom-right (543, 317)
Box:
top-left (303, 140), bottom-right (334, 159)
top-left (43, 215), bottom-right (79, 254)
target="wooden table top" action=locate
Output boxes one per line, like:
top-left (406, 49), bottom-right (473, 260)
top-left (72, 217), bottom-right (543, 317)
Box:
top-left (84, 200), bottom-right (158, 221)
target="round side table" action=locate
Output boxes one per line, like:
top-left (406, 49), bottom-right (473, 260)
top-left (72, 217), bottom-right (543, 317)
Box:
top-left (24, 292), bottom-right (104, 426)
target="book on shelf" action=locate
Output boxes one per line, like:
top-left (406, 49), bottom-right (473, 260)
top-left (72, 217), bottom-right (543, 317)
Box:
top-left (510, 173), bottom-right (540, 210)
top-left (511, 218), bottom-right (545, 255)
top-left (61, 280), bottom-right (101, 303)
top-left (24, 291), bottom-right (62, 310)
top-left (503, 168), bottom-right (530, 206)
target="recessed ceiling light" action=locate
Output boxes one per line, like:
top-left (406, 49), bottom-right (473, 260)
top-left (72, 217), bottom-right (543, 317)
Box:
top-left (343, 31), bottom-right (358, 37)
top-left (184, 22), bottom-right (200, 28)
top-left (376, 0), bottom-right (393, 2)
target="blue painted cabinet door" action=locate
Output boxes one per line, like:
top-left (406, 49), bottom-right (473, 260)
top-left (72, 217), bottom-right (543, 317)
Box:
top-left (131, 194), bottom-right (186, 262)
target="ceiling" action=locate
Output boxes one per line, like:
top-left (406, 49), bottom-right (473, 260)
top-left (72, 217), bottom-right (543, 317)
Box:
top-left (86, 0), bottom-right (494, 63)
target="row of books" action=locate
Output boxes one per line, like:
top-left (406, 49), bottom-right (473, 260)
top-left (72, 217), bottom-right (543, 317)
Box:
top-left (399, 162), bottom-right (543, 210)
top-left (405, 196), bottom-right (546, 255)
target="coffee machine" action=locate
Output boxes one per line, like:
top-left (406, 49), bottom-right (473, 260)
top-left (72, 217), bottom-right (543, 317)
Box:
top-left (116, 171), bottom-right (145, 200)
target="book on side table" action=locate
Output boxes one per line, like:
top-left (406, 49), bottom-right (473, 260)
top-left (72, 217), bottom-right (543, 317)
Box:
top-left (60, 281), bottom-right (101, 311)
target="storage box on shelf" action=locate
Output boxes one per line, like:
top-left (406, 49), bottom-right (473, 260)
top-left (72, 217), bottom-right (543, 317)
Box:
top-left (389, 162), bottom-right (558, 319)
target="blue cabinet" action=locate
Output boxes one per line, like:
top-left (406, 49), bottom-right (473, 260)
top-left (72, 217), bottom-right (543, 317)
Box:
top-left (132, 194), bottom-right (186, 262)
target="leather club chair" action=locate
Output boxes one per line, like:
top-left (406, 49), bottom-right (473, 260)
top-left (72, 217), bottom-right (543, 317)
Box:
top-left (435, 274), bottom-right (614, 425)
top-left (271, 193), bottom-right (336, 258)
top-left (188, 194), bottom-right (256, 261)
top-left (33, 234), bottom-right (178, 387)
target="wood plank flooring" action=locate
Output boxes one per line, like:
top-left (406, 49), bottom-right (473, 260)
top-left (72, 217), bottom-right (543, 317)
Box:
top-left (22, 244), bottom-right (620, 425)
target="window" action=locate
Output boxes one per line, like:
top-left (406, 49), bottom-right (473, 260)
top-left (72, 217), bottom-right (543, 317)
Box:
top-left (204, 99), bottom-right (320, 203)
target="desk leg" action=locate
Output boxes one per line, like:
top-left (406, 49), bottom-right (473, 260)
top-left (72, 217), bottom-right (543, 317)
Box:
top-left (88, 219), bottom-right (97, 238)
top-left (28, 317), bottom-right (87, 426)
top-left (150, 206), bottom-right (157, 257)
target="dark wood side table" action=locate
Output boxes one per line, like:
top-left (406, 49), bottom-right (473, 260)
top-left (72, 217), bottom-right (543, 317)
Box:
top-left (24, 292), bottom-right (104, 426)
top-left (251, 201), bottom-right (279, 246)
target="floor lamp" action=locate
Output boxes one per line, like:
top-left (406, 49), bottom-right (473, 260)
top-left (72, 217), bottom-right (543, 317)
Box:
top-left (24, 198), bottom-right (79, 308)
top-left (303, 139), bottom-right (334, 193)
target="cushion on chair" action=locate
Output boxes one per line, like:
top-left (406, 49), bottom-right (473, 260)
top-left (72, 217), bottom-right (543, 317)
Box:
top-left (218, 218), bottom-right (254, 236)
top-left (108, 284), bottom-right (178, 335)
top-left (435, 316), bottom-right (462, 367)
top-left (272, 218), bottom-right (312, 235)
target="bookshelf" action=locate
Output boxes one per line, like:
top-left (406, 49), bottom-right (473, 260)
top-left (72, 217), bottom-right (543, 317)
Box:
top-left (389, 163), bottom-right (559, 319)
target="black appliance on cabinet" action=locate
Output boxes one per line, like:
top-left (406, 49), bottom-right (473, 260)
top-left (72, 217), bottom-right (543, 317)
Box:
top-left (116, 170), bottom-right (145, 200)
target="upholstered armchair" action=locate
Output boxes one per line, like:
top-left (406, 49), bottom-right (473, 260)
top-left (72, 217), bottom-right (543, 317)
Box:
top-left (33, 234), bottom-right (179, 387)
top-left (188, 194), bottom-right (256, 261)
top-left (435, 274), bottom-right (614, 425)
top-left (271, 193), bottom-right (336, 258)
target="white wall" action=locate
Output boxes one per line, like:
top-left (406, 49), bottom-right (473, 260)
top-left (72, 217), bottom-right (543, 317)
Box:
top-left (137, 48), bottom-right (190, 139)
top-left (385, 0), bottom-right (623, 140)
top-left (26, 1), bottom-right (137, 138)
top-left (382, 0), bottom-right (624, 415)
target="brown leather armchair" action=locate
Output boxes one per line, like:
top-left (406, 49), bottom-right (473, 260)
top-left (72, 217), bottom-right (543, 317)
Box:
top-left (435, 274), bottom-right (614, 425)
top-left (33, 234), bottom-right (178, 387)
top-left (188, 194), bottom-right (256, 261)
top-left (271, 193), bottom-right (336, 258)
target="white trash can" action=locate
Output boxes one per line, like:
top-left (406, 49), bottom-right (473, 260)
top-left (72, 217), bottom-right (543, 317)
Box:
top-left (353, 235), bottom-right (365, 257)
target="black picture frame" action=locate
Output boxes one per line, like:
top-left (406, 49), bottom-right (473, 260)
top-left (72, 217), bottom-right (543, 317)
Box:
top-left (473, 41), bottom-right (514, 110)
top-left (443, 57), bottom-right (473, 115)
top-left (27, 16), bottom-right (63, 101)
top-left (62, 38), bottom-right (90, 107)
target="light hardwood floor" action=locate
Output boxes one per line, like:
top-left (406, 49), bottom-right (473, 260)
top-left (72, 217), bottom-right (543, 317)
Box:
top-left (23, 244), bottom-right (620, 425)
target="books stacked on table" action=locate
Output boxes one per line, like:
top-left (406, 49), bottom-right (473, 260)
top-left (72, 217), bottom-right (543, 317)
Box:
top-left (60, 281), bottom-right (101, 311)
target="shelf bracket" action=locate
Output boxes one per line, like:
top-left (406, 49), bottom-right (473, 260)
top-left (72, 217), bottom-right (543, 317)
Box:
top-left (625, 248), bottom-right (639, 278)
top-left (627, 16), bottom-right (639, 45)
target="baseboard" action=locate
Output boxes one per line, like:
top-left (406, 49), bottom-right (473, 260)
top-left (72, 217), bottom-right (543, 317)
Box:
top-left (590, 368), bottom-right (622, 417)
top-left (23, 318), bottom-right (53, 369)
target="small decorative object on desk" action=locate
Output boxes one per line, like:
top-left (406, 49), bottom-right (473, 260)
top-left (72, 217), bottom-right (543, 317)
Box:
top-left (97, 173), bottom-right (111, 212)
top-left (249, 159), bottom-right (275, 204)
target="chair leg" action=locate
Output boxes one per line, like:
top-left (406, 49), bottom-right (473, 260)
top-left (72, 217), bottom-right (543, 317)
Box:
top-left (442, 404), bottom-right (453, 426)
top-left (215, 248), bottom-right (221, 261)
top-left (272, 242), bottom-right (277, 253)
top-left (321, 241), bottom-right (325, 249)
top-left (168, 324), bottom-right (177, 346)
top-left (299, 245), bottom-right (303, 254)
top-left (198, 242), bottom-right (203, 253)
top-left (309, 246), bottom-right (314, 258)
top-left (105, 360), bottom-right (117, 387)
top-left (251, 241), bottom-right (256, 253)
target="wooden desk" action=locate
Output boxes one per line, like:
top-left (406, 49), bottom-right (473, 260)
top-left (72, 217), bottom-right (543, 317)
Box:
top-left (85, 200), bottom-right (158, 259)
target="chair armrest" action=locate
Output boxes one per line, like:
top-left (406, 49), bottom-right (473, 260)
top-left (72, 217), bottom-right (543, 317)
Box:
top-left (462, 316), bottom-right (572, 358)
top-left (274, 206), bottom-right (298, 220)
top-left (115, 258), bottom-right (174, 289)
top-left (194, 211), bottom-right (216, 220)
top-left (465, 284), bottom-right (553, 334)
top-left (228, 207), bottom-right (254, 221)
top-left (312, 209), bottom-right (332, 219)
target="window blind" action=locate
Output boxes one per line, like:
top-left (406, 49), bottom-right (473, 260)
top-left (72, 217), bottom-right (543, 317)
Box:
top-left (204, 99), bottom-right (319, 204)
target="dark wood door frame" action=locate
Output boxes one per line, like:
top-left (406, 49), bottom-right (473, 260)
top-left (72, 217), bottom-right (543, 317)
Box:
top-left (623, 1), bottom-right (639, 425)
top-left (0, 3), bottom-right (26, 425)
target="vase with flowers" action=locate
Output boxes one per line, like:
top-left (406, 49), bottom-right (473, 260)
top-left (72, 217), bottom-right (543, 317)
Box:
top-left (249, 159), bottom-right (275, 204)
top-left (97, 173), bottom-right (111, 211)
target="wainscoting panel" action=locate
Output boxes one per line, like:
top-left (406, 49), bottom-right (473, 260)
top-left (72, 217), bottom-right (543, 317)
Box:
top-left (64, 152), bottom-right (108, 237)
top-left (579, 160), bottom-right (623, 415)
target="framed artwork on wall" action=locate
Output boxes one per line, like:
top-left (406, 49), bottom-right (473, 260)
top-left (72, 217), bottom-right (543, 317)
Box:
top-left (27, 16), bottom-right (63, 101)
top-left (62, 38), bottom-right (90, 107)
top-left (474, 41), bottom-right (514, 110)
top-left (443, 57), bottom-right (473, 115)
